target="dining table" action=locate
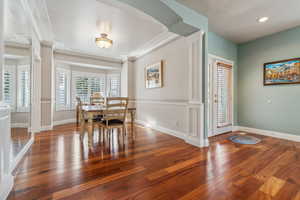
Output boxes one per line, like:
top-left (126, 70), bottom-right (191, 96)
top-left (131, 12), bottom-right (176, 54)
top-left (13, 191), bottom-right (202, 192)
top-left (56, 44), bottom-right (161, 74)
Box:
top-left (79, 105), bottom-right (136, 147)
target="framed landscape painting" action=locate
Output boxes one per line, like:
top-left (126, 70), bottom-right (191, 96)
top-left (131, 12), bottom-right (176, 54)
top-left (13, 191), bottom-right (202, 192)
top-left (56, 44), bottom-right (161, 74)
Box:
top-left (264, 58), bottom-right (300, 85)
top-left (145, 61), bottom-right (163, 89)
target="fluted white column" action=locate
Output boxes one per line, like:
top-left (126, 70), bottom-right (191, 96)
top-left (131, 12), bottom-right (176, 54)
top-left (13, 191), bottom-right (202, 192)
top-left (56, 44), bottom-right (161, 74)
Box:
top-left (40, 41), bottom-right (54, 130)
top-left (121, 57), bottom-right (134, 98)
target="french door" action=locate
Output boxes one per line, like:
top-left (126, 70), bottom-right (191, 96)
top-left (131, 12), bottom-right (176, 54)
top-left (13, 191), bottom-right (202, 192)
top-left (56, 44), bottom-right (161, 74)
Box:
top-left (212, 61), bottom-right (233, 135)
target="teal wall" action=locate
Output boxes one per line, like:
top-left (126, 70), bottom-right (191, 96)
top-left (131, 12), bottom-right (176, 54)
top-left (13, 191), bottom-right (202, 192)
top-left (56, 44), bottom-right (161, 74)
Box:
top-left (208, 31), bottom-right (237, 62)
top-left (208, 31), bottom-right (238, 125)
top-left (238, 26), bottom-right (300, 135)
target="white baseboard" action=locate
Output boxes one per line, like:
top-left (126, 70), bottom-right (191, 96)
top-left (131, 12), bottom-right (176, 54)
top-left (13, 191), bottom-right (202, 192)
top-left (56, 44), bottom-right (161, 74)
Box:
top-left (53, 118), bottom-right (76, 126)
top-left (40, 119), bottom-right (76, 132)
top-left (136, 120), bottom-right (186, 139)
top-left (235, 126), bottom-right (300, 142)
top-left (232, 126), bottom-right (240, 132)
top-left (40, 125), bottom-right (53, 131)
top-left (0, 174), bottom-right (14, 200)
top-left (135, 119), bottom-right (208, 147)
top-left (11, 123), bottom-right (28, 128)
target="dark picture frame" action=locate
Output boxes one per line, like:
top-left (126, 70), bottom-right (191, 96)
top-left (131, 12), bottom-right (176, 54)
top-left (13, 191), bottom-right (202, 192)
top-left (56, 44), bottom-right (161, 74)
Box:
top-left (264, 58), bottom-right (300, 86)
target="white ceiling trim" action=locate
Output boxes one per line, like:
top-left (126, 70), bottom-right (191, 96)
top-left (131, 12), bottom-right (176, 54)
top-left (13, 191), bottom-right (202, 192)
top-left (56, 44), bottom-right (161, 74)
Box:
top-left (128, 31), bottom-right (179, 60)
top-left (54, 49), bottom-right (122, 71)
top-left (54, 49), bottom-right (122, 64)
top-left (56, 60), bottom-right (121, 71)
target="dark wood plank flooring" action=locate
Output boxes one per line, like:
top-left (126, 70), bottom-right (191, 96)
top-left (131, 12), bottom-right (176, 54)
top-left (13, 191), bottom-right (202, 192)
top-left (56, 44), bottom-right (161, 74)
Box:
top-left (8, 124), bottom-right (300, 200)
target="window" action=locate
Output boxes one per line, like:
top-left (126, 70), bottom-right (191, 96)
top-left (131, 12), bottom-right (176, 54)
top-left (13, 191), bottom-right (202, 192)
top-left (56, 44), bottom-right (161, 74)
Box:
top-left (216, 63), bottom-right (232, 128)
top-left (72, 72), bottom-right (106, 105)
top-left (3, 66), bottom-right (16, 109)
top-left (3, 64), bottom-right (30, 112)
top-left (17, 65), bottom-right (30, 112)
top-left (107, 74), bottom-right (121, 97)
top-left (55, 67), bottom-right (122, 109)
top-left (56, 68), bottom-right (70, 111)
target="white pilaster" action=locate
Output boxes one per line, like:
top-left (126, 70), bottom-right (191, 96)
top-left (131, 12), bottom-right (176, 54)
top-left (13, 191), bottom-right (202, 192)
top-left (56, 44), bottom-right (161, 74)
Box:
top-left (0, 0), bottom-right (4, 101)
top-left (0, 103), bottom-right (14, 200)
top-left (186, 31), bottom-right (208, 147)
top-left (121, 58), bottom-right (134, 98)
top-left (41, 41), bottom-right (54, 129)
top-left (31, 34), bottom-right (42, 133)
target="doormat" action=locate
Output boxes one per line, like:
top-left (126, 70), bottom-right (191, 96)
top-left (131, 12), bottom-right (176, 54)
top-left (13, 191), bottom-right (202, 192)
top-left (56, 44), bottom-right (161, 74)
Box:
top-left (228, 135), bottom-right (261, 144)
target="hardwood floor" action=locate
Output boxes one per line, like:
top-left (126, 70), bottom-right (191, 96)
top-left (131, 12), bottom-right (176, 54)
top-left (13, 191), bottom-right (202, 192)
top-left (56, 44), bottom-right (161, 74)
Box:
top-left (8, 124), bottom-right (300, 200)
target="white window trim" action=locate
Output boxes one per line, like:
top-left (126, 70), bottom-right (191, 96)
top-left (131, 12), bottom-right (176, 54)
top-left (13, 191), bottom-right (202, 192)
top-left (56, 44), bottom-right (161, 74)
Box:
top-left (3, 65), bottom-right (17, 111)
top-left (56, 68), bottom-right (71, 111)
top-left (107, 73), bottom-right (121, 97)
top-left (17, 65), bottom-right (30, 113)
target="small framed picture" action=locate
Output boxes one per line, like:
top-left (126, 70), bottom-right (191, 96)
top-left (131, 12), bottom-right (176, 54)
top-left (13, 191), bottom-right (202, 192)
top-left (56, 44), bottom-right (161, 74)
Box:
top-left (264, 58), bottom-right (300, 85)
top-left (145, 61), bottom-right (163, 89)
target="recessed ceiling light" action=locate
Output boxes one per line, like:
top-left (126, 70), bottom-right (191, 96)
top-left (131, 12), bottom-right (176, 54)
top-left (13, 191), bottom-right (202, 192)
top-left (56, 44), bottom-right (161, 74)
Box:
top-left (257, 17), bottom-right (269, 23)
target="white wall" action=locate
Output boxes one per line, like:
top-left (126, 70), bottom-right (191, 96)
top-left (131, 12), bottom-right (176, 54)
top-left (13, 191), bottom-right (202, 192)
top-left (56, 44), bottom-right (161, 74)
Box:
top-left (132, 37), bottom-right (189, 135)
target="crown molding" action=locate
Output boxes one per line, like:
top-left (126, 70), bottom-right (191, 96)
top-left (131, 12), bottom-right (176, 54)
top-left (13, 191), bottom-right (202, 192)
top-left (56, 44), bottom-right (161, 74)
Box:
top-left (54, 49), bottom-right (122, 64)
top-left (128, 31), bottom-right (179, 61)
top-left (4, 41), bottom-right (31, 50)
top-left (54, 49), bottom-right (122, 70)
top-left (41, 40), bottom-right (54, 48)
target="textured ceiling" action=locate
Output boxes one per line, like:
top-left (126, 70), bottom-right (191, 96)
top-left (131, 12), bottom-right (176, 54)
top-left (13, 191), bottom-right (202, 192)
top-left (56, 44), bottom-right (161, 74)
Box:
top-left (178, 0), bottom-right (300, 43)
top-left (45, 0), bottom-right (167, 58)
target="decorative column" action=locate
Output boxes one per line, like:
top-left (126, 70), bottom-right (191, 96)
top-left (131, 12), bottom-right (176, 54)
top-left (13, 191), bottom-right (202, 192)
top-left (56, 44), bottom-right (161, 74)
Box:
top-left (121, 57), bottom-right (134, 99)
top-left (30, 34), bottom-right (42, 133)
top-left (40, 41), bottom-right (54, 130)
top-left (186, 31), bottom-right (208, 147)
top-left (0, 0), bottom-right (4, 101)
top-left (0, 1), bottom-right (14, 198)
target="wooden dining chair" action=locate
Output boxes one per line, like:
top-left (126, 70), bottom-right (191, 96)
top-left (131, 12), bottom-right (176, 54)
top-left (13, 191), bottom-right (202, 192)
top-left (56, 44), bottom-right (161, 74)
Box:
top-left (76, 97), bottom-right (83, 126)
top-left (98, 97), bottom-right (129, 140)
top-left (90, 92), bottom-right (105, 105)
top-left (76, 96), bottom-right (102, 140)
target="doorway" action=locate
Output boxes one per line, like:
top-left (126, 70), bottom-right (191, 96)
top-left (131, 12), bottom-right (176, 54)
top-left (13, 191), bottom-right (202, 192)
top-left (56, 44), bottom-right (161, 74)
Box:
top-left (208, 55), bottom-right (234, 137)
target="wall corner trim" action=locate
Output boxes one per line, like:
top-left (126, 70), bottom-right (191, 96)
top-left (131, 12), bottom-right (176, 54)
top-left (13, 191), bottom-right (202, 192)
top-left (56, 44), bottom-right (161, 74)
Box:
top-left (234, 126), bottom-right (300, 142)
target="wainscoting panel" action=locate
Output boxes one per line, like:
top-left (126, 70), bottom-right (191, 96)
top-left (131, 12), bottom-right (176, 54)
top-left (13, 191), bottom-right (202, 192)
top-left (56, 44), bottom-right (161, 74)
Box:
top-left (186, 104), bottom-right (207, 147)
top-left (134, 100), bottom-right (188, 138)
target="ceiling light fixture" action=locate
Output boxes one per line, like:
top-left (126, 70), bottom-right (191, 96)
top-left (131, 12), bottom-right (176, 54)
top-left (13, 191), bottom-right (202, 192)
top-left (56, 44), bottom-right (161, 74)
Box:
top-left (257, 17), bottom-right (269, 23)
top-left (95, 33), bottom-right (113, 48)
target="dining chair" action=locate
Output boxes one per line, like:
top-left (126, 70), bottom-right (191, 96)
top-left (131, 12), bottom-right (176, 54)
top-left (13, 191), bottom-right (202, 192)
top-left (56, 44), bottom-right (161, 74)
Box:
top-left (76, 97), bottom-right (101, 139)
top-left (98, 97), bottom-right (129, 140)
top-left (90, 92), bottom-right (105, 105)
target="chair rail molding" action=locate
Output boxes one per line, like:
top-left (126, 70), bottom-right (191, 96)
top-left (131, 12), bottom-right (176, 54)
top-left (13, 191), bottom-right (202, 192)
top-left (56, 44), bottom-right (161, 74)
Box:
top-left (130, 99), bottom-right (188, 106)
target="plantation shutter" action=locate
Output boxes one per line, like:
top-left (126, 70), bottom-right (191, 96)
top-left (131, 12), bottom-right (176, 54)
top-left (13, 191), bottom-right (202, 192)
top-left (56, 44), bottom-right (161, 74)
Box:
top-left (56, 68), bottom-right (70, 110)
top-left (72, 72), bottom-right (106, 105)
top-left (216, 62), bottom-right (232, 128)
top-left (107, 74), bottom-right (121, 97)
top-left (3, 66), bottom-right (16, 109)
top-left (18, 65), bottom-right (30, 112)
